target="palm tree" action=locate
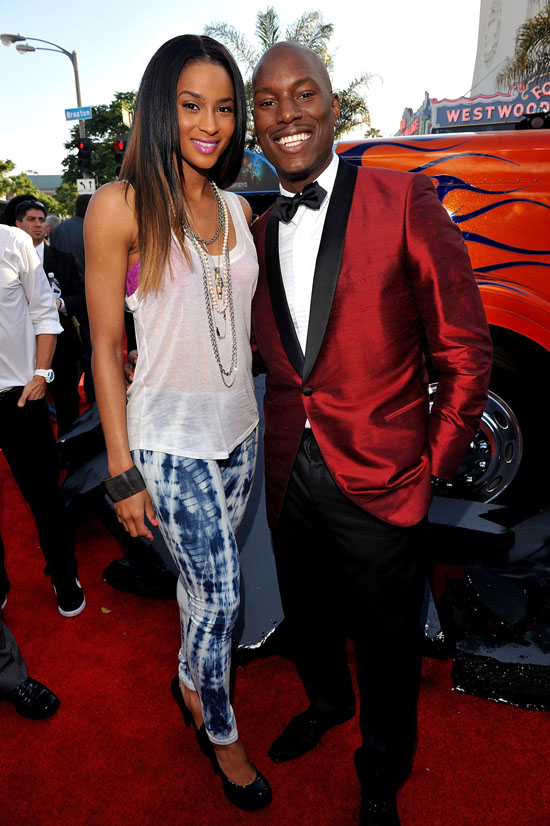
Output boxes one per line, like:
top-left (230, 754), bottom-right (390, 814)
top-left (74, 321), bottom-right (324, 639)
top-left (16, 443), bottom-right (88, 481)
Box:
top-left (205, 7), bottom-right (372, 147)
top-left (497, 3), bottom-right (550, 89)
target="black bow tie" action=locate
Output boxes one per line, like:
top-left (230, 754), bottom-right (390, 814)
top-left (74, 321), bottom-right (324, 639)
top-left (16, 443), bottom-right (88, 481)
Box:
top-left (271, 181), bottom-right (327, 223)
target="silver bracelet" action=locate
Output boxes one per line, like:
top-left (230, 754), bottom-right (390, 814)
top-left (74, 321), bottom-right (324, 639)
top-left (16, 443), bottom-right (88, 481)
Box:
top-left (102, 465), bottom-right (146, 502)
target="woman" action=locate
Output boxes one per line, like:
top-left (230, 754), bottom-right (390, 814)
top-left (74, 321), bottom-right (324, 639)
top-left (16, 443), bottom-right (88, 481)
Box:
top-left (85, 35), bottom-right (271, 811)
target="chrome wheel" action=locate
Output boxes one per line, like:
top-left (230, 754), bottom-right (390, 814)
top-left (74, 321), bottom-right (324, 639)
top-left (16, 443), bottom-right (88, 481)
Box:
top-left (429, 383), bottom-right (522, 502)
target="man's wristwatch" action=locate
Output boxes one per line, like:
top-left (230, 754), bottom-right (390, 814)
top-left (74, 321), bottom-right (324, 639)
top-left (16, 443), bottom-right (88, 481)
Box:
top-left (34, 368), bottom-right (55, 383)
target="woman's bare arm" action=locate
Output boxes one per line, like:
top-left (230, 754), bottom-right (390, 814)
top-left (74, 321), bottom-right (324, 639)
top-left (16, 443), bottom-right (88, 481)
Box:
top-left (85, 182), bottom-right (156, 539)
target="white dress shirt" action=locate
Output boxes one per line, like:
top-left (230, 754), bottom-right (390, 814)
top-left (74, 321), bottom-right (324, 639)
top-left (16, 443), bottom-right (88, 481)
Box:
top-left (278, 153), bottom-right (339, 354)
top-left (0, 225), bottom-right (62, 392)
top-left (278, 153), bottom-right (339, 427)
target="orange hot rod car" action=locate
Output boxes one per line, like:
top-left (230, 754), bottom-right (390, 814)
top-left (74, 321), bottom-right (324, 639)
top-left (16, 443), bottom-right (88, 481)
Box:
top-left (337, 131), bottom-right (550, 505)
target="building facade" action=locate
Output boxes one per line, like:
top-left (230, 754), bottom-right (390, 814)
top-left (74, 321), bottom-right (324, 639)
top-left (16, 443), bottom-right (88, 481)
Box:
top-left (398, 0), bottom-right (549, 136)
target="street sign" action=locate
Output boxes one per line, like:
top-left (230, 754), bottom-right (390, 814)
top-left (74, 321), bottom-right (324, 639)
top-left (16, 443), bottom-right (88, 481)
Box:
top-left (65, 106), bottom-right (92, 121)
top-left (77, 178), bottom-right (96, 194)
top-left (121, 105), bottom-right (133, 128)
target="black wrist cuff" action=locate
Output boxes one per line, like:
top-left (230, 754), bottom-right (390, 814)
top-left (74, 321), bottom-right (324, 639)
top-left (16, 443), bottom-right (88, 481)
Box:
top-left (102, 465), bottom-right (146, 502)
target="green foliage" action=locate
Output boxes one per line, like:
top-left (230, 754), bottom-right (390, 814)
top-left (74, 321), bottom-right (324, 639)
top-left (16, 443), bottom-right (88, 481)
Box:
top-left (38, 192), bottom-right (61, 216)
top-left (0, 159), bottom-right (62, 214)
top-left (497, 4), bottom-right (550, 88)
top-left (285, 11), bottom-right (334, 71)
top-left (54, 181), bottom-right (79, 218)
top-left (205, 7), bottom-right (373, 149)
top-left (336, 75), bottom-right (372, 139)
top-left (0, 159), bottom-right (31, 198)
top-left (256, 7), bottom-right (281, 52)
top-left (61, 91), bottom-right (136, 187)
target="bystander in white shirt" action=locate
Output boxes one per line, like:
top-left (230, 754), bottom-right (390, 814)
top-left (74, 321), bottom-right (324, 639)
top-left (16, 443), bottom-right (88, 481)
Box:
top-left (0, 225), bottom-right (62, 392)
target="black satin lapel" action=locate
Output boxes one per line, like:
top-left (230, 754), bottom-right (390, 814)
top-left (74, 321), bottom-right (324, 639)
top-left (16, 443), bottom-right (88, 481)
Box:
top-left (303, 160), bottom-right (358, 382)
top-left (265, 210), bottom-right (305, 377)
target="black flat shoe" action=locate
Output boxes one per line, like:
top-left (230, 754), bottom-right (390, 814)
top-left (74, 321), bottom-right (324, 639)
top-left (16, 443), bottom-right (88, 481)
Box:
top-left (3, 677), bottom-right (60, 719)
top-left (269, 704), bottom-right (355, 762)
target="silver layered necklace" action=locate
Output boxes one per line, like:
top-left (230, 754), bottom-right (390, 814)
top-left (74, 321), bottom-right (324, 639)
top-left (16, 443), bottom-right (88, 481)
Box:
top-left (182, 180), bottom-right (238, 388)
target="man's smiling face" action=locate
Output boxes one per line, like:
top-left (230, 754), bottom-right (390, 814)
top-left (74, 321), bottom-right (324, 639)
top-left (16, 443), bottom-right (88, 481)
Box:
top-left (253, 43), bottom-right (340, 193)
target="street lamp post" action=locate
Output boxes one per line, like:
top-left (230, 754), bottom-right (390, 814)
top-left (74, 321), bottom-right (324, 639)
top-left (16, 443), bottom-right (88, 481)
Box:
top-left (1, 33), bottom-right (86, 138)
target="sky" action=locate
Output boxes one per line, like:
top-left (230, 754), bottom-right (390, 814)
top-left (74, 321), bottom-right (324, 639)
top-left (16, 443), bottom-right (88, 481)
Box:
top-left (0, 0), bottom-right (482, 175)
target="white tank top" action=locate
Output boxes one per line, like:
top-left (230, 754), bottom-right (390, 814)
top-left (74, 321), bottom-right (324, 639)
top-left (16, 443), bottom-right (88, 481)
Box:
top-left (125, 191), bottom-right (259, 460)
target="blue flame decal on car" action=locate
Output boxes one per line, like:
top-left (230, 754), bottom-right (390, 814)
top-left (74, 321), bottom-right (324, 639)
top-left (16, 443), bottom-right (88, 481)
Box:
top-left (337, 140), bottom-right (468, 158)
top-left (476, 262), bottom-right (550, 274)
top-left (339, 140), bottom-right (550, 287)
top-left (409, 152), bottom-right (520, 174)
top-left (461, 231), bottom-right (550, 255)
top-left (475, 280), bottom-right (529, 295)
top-left (430, 174), bottom-right (529, 201)
top-left (451, 199), bottom-right (550, 223)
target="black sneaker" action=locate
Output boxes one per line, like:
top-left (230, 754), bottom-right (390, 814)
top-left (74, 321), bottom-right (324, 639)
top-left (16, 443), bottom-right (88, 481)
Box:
top-left (52, 577), bottom-right (85, 617)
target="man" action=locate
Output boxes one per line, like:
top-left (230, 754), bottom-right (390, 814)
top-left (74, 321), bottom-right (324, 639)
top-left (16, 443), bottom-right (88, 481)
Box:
top-left (15, 199), bottom-right (86, 436)
top-left (0, 601), bottom-right (60, 719)
top-left (45, 214), bottom-right (61, 239)
top-left (0, 222), bottom-right (85, 617)
top-left (251, 43), bottom-right (492, 825)
top-left (50, 194), bottom-right (94, 402)
top-left (50, 193), bottom-right (91, 277)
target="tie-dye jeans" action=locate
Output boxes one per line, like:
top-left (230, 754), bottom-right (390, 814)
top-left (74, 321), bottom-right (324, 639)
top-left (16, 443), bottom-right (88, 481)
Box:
top-left (132, 428), bottom-right (257, 745)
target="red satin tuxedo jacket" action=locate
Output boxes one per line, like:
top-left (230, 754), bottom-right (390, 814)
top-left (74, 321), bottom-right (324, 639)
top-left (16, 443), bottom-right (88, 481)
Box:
top-left (251, 159), bottom-right (493, 529)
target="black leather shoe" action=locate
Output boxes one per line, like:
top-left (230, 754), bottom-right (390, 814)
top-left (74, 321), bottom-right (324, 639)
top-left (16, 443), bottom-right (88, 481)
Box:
top-left (104, 558), bottom-right (177, 600)
top-left (360, 796), bottom-right (400, 826)
top-left (219, 764), bottom-right (272, 811)
top-left (3, 677), bottom-right (60, 719)
top-left (171, 677), bottom-right (271, 809)
top-left (268, 705), bottom-right (355, 762)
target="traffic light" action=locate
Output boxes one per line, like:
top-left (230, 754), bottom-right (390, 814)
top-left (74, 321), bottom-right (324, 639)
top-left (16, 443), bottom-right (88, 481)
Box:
top-left (113, 136), bottom-right (128, 177)
top-left (76, 137), bottom-right (93, 174)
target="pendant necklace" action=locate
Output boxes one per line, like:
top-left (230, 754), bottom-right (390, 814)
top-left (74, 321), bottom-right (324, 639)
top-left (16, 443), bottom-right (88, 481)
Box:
top-left (182, 181), bottom-right (237, 387)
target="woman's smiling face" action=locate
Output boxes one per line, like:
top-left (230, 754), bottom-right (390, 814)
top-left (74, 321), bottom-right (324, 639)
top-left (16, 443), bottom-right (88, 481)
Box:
top-left (176, 59), bottom-right (236, 176)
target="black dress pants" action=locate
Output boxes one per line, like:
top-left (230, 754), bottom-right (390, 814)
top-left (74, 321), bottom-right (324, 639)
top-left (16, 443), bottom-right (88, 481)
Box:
top-left (0, 607), bottom-right (27, 693)
top-left (51, 332), bottom-right (82, 437)
top-left (272, 430), bottom-right (427, 796)
top-left (0, 389), bottom-right (77, 586)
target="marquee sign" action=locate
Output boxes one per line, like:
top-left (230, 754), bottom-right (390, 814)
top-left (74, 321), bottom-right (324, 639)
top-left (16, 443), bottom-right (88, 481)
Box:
top-left (432, 78), bottom-right (550, 129)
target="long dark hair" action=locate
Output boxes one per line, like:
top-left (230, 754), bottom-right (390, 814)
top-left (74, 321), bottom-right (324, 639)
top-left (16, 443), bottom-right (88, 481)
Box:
top-left (121, 34), bottom-right (247, 295)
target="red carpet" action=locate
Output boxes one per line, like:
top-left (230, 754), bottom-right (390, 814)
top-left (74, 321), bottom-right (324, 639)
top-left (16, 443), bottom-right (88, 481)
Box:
top-left (1, 450), bottom-right (549, 826)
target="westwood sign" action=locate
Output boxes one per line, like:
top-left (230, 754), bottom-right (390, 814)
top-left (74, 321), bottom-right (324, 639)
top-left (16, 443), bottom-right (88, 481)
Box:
top-left (432, 78), bottom-right (550, 129)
